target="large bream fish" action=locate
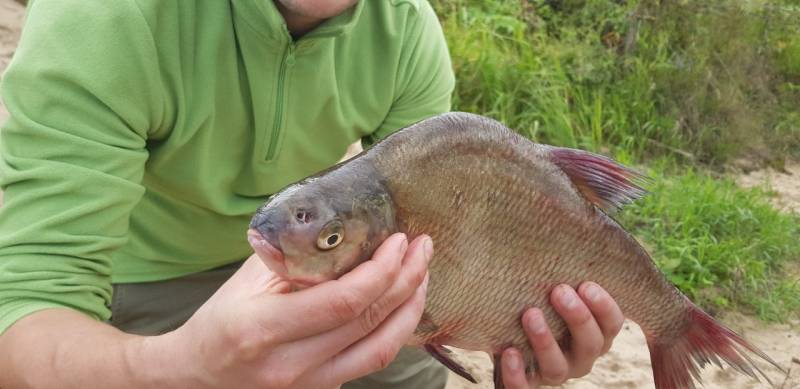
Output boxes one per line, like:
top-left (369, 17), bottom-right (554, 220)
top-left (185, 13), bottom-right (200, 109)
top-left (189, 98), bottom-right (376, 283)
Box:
top-left (247, 112), bottom-right (782, 389)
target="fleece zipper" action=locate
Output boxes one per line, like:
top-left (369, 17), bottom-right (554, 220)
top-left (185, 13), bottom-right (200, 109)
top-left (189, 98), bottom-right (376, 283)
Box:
top-left (266, 42), bottom-right (296, 160)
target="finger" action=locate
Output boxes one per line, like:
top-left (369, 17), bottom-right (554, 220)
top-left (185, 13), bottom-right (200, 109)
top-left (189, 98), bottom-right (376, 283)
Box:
top-left (311, 269), bottom-right (430, 386)
top-left (500, 348), bottom-right (532, 389)
top-left (550, 284), bottom-right (603, 377)
top-left (272, 236), bottom-right (432, 369)
top-left (261, 233), bottom-right (408, 341)
top-left (522, 308), bottom-right (568, 385)
top-left (577, 282), bottom-right (624, 354)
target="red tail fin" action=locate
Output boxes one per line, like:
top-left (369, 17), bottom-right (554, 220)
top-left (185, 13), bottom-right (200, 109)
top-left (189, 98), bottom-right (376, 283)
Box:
top-left (647, 304), bottom-right (785, 389)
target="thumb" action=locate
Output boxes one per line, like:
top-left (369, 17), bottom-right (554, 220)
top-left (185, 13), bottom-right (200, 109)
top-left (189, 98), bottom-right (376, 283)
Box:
top-left (225, 254), bottom-right (291, 294)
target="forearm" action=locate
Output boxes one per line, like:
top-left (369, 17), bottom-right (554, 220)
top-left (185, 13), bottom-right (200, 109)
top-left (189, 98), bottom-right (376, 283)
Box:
top-left (0, 308), bottom-right (185, 389)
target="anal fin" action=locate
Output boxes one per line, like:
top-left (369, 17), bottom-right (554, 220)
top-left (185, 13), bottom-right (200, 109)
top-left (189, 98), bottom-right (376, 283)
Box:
top-left (424, 344), bottom-right (477, 384)
top-left (492, 353), bottom-right (505, 389)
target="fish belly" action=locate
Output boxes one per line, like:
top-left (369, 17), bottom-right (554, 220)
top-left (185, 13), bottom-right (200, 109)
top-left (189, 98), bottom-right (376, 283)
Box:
top-left (404, 180), bottom-right (686, 370)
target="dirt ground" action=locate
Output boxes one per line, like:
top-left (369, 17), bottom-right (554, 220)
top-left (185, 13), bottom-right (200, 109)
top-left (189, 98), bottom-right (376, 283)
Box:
top-left (1, 1), bottom-right (798, 387)
top-left (445, 313), bottom-right (800, 389)
top-left (737, 161), bottom-right (800, 215)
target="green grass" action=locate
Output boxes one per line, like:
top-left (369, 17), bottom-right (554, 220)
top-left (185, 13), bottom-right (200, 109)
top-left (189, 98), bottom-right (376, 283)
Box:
top-left (433, 0), bottom-right (800, 321)
top-left (433, 0), bottom-right (800, 164)
top-left (619, 163), bottom-right (800, 321)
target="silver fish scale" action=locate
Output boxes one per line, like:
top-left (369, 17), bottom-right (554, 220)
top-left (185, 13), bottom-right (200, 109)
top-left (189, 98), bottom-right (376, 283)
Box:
top-left (369, 115), bottom-right (689, 371)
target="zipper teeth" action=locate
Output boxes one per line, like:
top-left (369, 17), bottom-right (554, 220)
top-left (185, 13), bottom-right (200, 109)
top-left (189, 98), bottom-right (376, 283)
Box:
top-left (266, 44), bottom-right (292, 160)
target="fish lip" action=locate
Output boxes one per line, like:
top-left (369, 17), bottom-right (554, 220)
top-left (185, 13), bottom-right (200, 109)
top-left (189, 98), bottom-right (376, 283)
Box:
top-left (247, 229), bottom-right (288, 277)
top-left (247, 229), bottom-right (332, 289)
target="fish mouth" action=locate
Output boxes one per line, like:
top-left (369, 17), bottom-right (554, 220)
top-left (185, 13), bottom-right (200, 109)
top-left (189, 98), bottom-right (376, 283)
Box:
top-left (247, 229), bottom-right (329, 288)
top-left (247, 228), bottom-right (289, 278)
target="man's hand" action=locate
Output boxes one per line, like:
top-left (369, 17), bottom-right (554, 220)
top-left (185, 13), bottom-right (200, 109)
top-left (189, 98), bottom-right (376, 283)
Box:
top-left (500, 283), bottom-right (625, 388)
top-left (139, 233), bottom-right (432, 389)
top-left (0, 233), bottom-right (430, 389)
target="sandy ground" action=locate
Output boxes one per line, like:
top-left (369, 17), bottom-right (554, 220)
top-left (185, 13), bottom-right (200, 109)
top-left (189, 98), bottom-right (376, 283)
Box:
top-left (445, 313), bottom-right (800, 389)
top-left (1, 1), bottom-right (799, 387)
top-left (737, 161), bottom-right (800, 215)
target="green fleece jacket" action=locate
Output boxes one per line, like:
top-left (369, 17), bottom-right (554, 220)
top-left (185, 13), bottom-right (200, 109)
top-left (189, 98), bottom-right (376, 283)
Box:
top-left (0, 0), bottom-right (454, 334)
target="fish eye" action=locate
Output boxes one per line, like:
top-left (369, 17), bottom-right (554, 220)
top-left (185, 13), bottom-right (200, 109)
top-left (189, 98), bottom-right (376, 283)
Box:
top-left (317, 220), bottom-right (344, 250)
top-left (326, 234), bottom-right (339, 246)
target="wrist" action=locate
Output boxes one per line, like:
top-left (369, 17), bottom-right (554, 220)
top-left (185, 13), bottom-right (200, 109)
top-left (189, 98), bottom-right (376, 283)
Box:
top-left (122, 330), bottom-right (199, 388)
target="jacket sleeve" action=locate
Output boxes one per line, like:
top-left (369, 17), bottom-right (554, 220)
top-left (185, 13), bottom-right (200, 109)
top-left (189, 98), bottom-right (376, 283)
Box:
top-left (0, 0), bottom-right (162, 334)
top-left (369, 0), bottom-right (455, 142)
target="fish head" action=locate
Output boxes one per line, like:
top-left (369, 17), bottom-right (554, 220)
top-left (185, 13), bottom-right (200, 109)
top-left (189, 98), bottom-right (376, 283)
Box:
top-left (248, 168), bottom-right (397, 289)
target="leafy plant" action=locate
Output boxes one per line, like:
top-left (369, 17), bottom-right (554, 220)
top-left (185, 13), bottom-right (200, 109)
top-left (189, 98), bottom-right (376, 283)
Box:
top-left (433, 0), bottom-right (800, 164)
top-left (619, 163), bottom-right (800, 321)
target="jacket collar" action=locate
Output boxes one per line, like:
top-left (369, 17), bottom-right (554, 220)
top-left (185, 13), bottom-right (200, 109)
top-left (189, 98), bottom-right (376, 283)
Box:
top-left (231, 0), bottom-right (365, 45)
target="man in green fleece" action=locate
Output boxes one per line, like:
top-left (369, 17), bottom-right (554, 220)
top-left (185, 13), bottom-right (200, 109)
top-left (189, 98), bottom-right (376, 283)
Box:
top-left (0, 1), bottom-right (625, 388)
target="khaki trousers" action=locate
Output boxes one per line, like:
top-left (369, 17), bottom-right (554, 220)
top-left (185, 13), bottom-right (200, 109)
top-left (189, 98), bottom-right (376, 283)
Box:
top-left (109, 261), bottom-right (447, 389)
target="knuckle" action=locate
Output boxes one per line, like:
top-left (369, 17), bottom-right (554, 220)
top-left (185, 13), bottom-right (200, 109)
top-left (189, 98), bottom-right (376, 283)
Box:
top-left (541, 365), bottom-right (568, 384)
top-left (261, 368), bottom-right (300, 389)
top-left (220, 316), bottom-right (274, 362)
top-left (358, 300), bottom-right (386, 334)
top-left (532, 328), bottom-right (558, 350)
top-left (575, 334), bottom-right (604, 358)
top-left (534, 334), bottom-right (557, 351)
top-left (373, 345), bottom-right (400, 372)
top-left (592, 296), bottom-right (620, 318)
top-left (585, 341), bottom-right (604, 357)
top-left (384, 255), bottom-right (402, 279)
top-left (233, 324), bottom-right (276, 362)
top-left (408, 263), bottom-right (426, 288)
top-left (570, 309), bottom-right (594, 328)
top-left (329, 288), bottom-right (366, 322)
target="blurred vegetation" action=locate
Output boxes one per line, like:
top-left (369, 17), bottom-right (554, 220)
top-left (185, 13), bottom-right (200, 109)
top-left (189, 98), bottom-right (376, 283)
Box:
top-left (433, 0), bottom-right (800, 166)
top-left (620, 163), bottom-right (800, 321)
top-left (432, 0), bottom-right (800, 320)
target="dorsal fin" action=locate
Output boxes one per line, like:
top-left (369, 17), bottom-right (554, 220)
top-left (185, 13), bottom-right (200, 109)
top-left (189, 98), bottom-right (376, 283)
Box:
top-left (548, 147), bottom-right (648, 213)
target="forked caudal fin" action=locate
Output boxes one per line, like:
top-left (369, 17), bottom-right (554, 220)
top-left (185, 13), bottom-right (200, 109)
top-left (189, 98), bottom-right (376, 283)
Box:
top-left (647, 303), bottom-right (785, 389)
top-left (548, 147), bottom-right (649, 213)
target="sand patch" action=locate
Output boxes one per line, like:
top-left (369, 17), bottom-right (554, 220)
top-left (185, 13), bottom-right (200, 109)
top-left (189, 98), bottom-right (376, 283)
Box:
top-left (737, 161), bottom-right (800, 214)
top-left (446, 314), bottom-right (799, 389)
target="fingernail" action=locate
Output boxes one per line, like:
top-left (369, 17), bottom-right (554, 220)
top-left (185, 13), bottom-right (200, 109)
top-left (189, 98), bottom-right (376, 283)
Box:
top-left (504, 351), bottom-right (521, 372)
top-left (584, 283), bottom-right (601, 303)
top-left (526, 310), bottom-right (547, 335)
top-left (559, 286), bottom-right (577, 309)
top-left (423, 237), bottom-right (434, 263)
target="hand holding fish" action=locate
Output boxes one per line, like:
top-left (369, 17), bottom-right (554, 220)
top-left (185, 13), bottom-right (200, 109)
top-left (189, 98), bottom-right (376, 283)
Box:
top-left (164, 232), bottom-right (431, 389)
top-left (249, 113), bottom-right (784, 388)
top-left (500, 283), bottom-right (624, 388)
